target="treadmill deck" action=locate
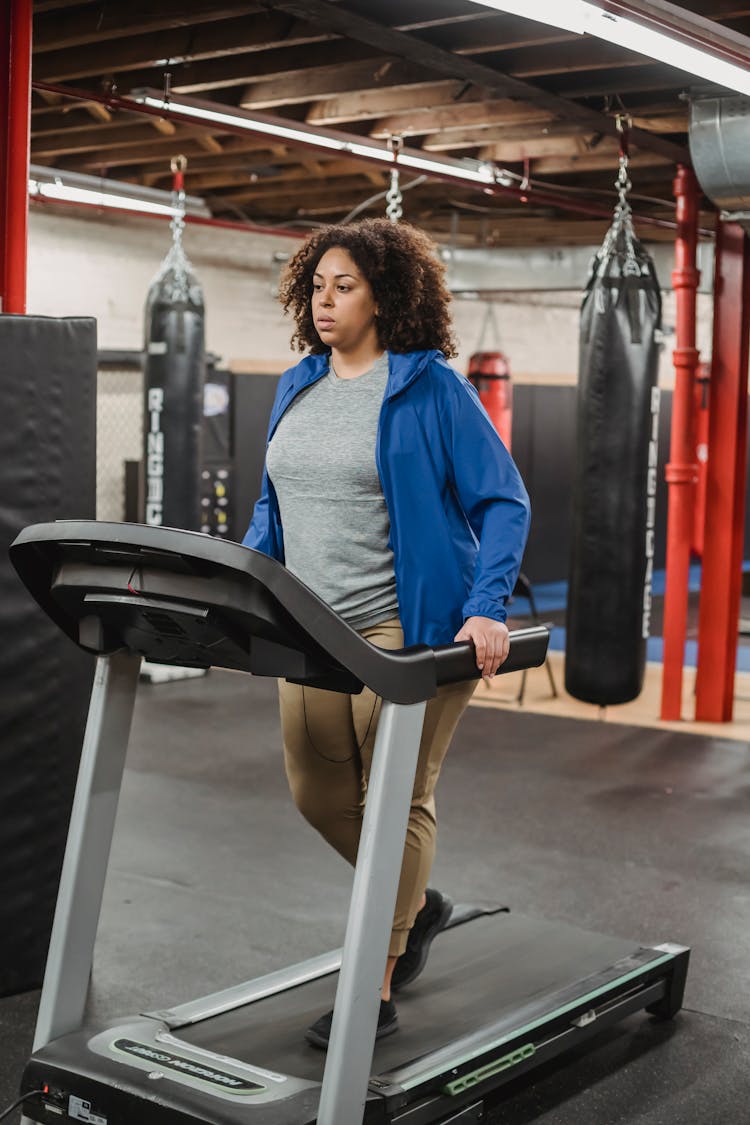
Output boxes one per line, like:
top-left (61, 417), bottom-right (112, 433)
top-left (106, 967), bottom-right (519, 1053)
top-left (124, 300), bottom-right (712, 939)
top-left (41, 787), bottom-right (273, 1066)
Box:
top-left (174, 911), bottom-right (670, 1084)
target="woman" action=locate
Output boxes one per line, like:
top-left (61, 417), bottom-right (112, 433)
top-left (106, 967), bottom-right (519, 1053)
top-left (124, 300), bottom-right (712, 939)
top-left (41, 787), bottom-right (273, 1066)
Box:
top-left (243, 218), bottom-right (530, 1048)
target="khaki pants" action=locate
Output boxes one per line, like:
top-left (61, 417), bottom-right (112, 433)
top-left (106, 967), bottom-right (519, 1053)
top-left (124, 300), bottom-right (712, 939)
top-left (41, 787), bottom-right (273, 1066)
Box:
top-left (278, 617), bottom-right (476, 957)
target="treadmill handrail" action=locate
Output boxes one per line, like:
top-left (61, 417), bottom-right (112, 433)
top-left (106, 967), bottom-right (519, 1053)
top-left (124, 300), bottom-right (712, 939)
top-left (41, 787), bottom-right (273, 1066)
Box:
top-left (10, 521), bottom-right (549, 704)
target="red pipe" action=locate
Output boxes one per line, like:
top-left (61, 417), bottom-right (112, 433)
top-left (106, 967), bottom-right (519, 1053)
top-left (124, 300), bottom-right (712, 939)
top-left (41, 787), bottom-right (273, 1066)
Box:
top-left (695, 222), bottom-right (750, 721)
top-left (1, 0), bottom-right (32, 313)
top-left (30, 80), bottom-right (702, 236)
top-left (691, 360), bottom-right (710, 558)
top-left (660, 164), bottom-right (700, 721)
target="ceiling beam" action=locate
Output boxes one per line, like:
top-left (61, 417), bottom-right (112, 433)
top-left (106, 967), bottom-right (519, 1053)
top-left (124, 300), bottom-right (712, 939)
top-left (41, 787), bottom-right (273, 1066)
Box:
top-left (422, 121), bottom-right (595, 153)
top-left (33, 1), bottom-right (264, 52)
top-left (97, 42), bottom-right (380, 99)
top-left (487, 39), bottom-right (649, 79)
top-left (550, 62), bottom-right (707, 98)
top-left (306, 82), bottom-right (478, 126)
top-left (31, 120), bottom-right (219, 157)
top-left (54, 134), bottom-right (286, 174)
top-left (33, 13), bottom-right (335, 84)
top-left (370, 99), bottom-right (556, 141)
top-left (35, 20), bottom-right (352, 84)
top-left (164, 156), bottom-right (371, 192)
top-left (261, 0), bottom-right (689, 162)
top-left (520, 148), bottom-right (673, 176)
top-left (239, 58), bottom-right (440, 110)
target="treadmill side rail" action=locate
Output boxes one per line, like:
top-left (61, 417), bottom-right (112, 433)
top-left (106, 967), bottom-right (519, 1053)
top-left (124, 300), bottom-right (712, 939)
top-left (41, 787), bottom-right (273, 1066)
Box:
top-left (147, 949), bottom-right (343, 1029)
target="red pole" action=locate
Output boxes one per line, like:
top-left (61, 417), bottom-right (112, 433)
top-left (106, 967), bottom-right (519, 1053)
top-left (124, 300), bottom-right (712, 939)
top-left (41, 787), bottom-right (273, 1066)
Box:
top-left (695, 222), bottom-right (750, 721)
top-left (660, 165), bottom-right (701, 721)
top-left (0, 0), bottom-right (32, 314)
top-left (691, 361), bottom-right (711, 559)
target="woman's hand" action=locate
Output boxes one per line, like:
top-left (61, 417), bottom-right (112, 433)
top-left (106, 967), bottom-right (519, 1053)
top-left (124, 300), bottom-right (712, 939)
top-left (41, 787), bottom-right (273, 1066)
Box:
top-left (454, 616), bottom-right (510, 680)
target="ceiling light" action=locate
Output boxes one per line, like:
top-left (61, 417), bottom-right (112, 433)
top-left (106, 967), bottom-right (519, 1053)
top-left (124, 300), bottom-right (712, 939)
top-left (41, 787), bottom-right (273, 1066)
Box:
top-left (28, 164), bottom-right (210, 218)
top-left (130, 90), bottom-right (507, 188)
top-left (467, 0), bottom-right (750, 97)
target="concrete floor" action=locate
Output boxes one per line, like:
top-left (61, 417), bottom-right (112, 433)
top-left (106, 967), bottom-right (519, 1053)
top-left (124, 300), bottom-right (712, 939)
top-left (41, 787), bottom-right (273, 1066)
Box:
top-left (1, 669), bottom-right (749, 1123)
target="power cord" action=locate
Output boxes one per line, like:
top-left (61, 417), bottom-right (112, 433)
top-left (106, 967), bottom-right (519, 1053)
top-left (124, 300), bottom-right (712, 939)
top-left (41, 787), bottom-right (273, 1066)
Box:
top-left (0, 1090), bottom-right (45, 1122)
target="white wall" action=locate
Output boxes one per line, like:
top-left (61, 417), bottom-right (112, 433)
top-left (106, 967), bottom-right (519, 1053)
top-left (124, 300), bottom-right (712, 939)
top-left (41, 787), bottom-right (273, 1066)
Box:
top-left (27, 205), bottom-right (712, 387)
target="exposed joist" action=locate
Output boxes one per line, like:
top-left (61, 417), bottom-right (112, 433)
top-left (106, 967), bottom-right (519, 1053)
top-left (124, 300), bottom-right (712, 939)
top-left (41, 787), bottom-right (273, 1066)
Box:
top-left (550, 63), bottom-right (709, 98)
top-left (151, 117), bottom-right (178, 137)
top-left (213, 178), bottom-right (390, 210)
top-left (548, 66), bottom-right (706, 99)
top-left (33, 1), bottom-right (264, 52)
top-left (163, 156), bottom-right (369, 192)
top-left (35, 16), bottom-right (342, 84)
top-left (262, 0), bottom-right (689, 162)
top-left (239, 58), bottom-right (440, 110)
top-left (631, 111), bottom-right (689, 132)
top-left (195, 135), bottom-right (225, 154)
top-left (57, 134), bottom-right (287, 174)
top-left (370, 99), bottom-right (555, 140)
top-left (33, 0), bottom-right (99, 12)
top-left (407, 13), bottom-right (577, 56)
top-left (495, 39), bottom-right (650, 79)
top-left (66, 40), bottom-right (380, 98)
top-left (31, 120), bottom-right (215, 157)
top-left (422, 122), bottom-right (595, 154)
top-left (521, 148), bottom-right (673, 176)
top-left (306, 82), bottom-right (481, 126)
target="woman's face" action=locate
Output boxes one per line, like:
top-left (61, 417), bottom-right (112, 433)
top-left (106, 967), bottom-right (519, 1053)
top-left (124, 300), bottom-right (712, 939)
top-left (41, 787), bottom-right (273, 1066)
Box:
top-left (311, 246), bottom-right (379, 353)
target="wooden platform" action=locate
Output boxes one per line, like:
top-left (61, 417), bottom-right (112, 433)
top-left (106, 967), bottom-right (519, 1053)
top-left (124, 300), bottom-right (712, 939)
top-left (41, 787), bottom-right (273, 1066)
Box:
top-left (471, 650), bottom-right (750, 742)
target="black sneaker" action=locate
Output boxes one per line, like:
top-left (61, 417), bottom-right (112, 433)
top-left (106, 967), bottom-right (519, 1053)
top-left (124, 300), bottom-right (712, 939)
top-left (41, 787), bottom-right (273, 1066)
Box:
top-left (391, 889), bottom-right (453, 992)
top-left (305, 998), bottom-right (398, 1050)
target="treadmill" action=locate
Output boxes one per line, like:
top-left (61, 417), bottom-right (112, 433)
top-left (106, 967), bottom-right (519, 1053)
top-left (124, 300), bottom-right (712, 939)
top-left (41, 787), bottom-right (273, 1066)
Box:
top-left (10, 521), bottom-right (689, 1125)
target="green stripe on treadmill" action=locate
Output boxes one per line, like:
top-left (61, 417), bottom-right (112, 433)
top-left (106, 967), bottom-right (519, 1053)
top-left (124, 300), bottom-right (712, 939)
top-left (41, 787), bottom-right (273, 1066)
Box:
top-left (442, 1043), bottom-right (535, 1095)
top-left (401, 950), bottom-right (675, 1091)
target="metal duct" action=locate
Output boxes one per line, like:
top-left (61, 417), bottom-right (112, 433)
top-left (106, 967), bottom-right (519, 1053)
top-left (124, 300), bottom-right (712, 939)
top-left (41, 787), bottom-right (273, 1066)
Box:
top-left (689, 94), bottom-right (750, 233)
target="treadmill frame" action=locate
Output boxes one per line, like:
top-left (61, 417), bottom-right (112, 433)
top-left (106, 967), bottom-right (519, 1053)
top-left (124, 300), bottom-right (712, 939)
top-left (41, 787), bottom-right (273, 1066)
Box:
top-left (24, 650), bottom-right (429, 1125)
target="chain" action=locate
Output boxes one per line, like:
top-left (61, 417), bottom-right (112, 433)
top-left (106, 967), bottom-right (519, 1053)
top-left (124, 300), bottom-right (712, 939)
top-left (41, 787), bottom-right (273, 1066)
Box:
top-left (157, 154), bottom-right (195, 302)
top-left (170, 153), bottom-right (187, 246)
top-left (385, 135), bottom-right (403, 223)
top-left (596, 114), bottom-right (641, 276)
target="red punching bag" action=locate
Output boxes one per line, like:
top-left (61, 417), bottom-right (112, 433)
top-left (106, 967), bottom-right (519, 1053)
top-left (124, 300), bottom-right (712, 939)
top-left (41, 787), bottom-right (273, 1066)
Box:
top-left (467, 305), bottom-right (513, 449)
top-left (467, 352), bottom-right (513, 450)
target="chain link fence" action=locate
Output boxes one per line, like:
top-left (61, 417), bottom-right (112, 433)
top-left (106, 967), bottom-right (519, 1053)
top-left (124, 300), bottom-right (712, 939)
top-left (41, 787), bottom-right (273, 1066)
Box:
top-left (96, 352), bottom-right (143, 522)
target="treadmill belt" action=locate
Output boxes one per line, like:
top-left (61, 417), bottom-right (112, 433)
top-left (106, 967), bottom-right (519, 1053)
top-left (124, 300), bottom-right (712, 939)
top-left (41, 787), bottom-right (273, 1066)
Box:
top-left (177, 913), bottom-right (650, 1084)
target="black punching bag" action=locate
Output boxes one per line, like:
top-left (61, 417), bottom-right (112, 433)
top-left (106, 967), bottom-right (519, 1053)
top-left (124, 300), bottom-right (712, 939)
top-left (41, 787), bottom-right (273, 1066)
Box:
top-left (565, 192), bottom-right (662, 705)
top-left (143, 210), bottom-right (205, 531)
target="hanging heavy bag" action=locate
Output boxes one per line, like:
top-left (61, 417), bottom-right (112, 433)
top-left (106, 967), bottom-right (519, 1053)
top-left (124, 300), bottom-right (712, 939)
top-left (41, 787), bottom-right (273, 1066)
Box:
top-left (143, 164), bottom-right (206, 533)
top-left (565, 155), bottom-right (662, 705)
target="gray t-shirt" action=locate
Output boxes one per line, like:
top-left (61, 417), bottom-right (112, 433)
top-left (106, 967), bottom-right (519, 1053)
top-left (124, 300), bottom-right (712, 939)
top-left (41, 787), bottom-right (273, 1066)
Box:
top-left (266, 352), bottom-right (400, 630)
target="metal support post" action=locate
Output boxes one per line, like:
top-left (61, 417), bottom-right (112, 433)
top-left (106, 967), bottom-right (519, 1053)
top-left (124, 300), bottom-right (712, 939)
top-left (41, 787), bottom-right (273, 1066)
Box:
top-left (695, 222), bottom-right (750, 721)
top-left (0, 0), bottom-right (32, 313)
top-left (31, 653), bottom-right (142, 1052)
top-left (660, 165), bottom-right (700, 720)
top-left (317, 699), bottom-right (427, 1125)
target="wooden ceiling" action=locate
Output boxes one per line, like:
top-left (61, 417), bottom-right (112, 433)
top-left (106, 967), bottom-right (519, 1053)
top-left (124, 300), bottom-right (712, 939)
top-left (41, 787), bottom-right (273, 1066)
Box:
top-left (30, 0), bottom-right (750, 245)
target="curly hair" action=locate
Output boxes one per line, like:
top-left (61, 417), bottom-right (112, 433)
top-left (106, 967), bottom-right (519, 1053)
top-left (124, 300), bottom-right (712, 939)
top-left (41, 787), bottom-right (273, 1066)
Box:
top-left (279, 218), bottom-right (457, 357)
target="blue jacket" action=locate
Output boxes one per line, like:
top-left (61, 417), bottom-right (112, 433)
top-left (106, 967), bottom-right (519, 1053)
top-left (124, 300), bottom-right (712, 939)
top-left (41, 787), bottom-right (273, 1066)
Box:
top-left (243, 349), bottom-right (530, 648)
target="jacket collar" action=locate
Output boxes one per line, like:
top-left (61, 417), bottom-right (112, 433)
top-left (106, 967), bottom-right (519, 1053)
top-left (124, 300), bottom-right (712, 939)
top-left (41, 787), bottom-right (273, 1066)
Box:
top-left (282, 349), bottom-right (440, 404)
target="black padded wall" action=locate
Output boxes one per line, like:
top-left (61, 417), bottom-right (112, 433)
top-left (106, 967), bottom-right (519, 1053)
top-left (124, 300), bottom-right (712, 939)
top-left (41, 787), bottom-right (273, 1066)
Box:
top-left (0, 315), bottom-right (97, 996)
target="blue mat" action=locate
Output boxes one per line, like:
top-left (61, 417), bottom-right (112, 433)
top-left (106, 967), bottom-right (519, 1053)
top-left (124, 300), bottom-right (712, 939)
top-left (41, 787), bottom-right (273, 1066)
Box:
top-left (511, 565), bottom-right (750, 672)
